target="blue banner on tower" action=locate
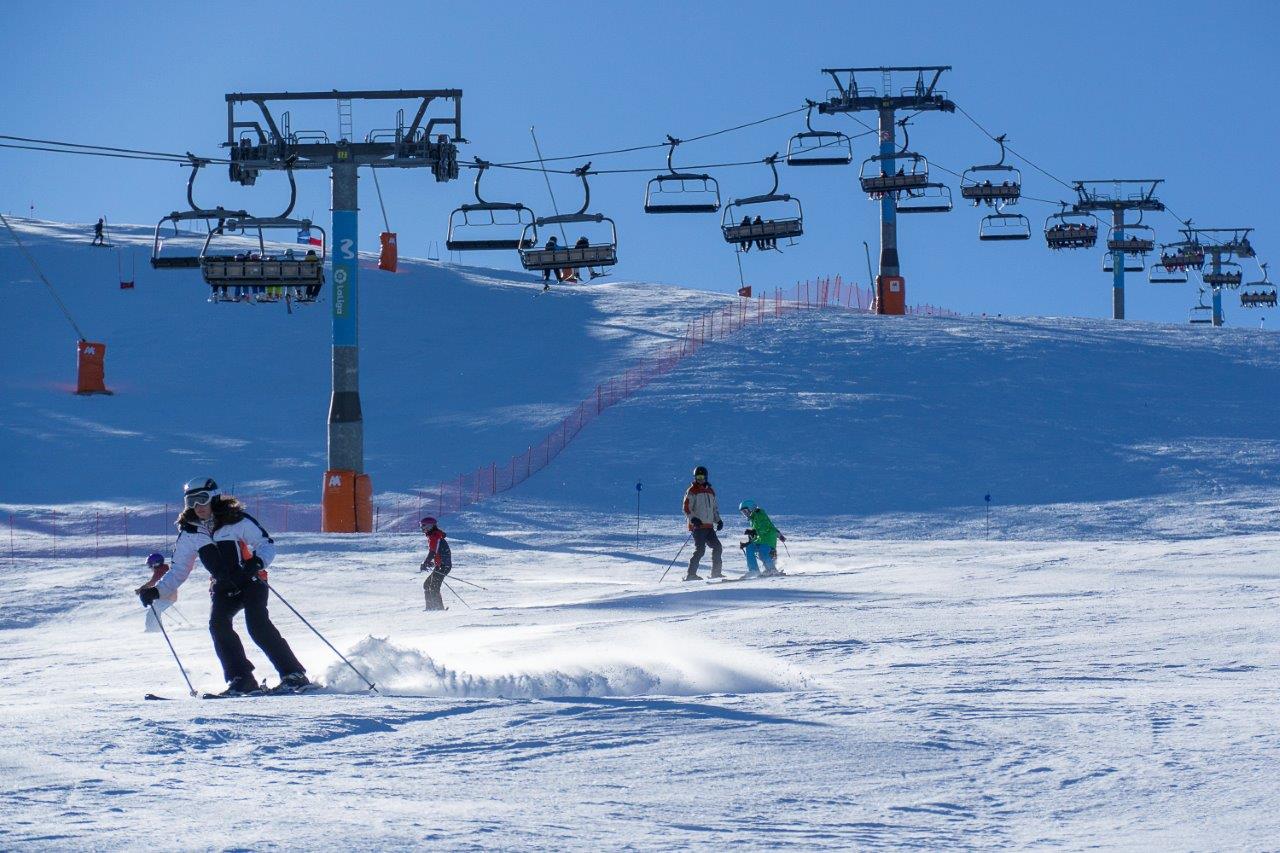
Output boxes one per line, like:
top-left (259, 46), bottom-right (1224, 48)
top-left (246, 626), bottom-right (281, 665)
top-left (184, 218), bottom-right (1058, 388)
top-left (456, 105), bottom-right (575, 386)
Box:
top-left (332, 210), bottom-right (358, 346)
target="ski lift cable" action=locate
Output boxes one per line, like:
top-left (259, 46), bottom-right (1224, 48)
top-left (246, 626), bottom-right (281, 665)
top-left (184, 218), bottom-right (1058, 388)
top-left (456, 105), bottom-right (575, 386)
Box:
top-left (0, 133), bottom-right (204, 162)
top-left (367, 165), bottom-right (391, 233)
top-left (0, 141), bottom-right (197, 164)
top-left (0, 211), bottom-right (88, 340)
top-left (486, 106), bottom-right (810, 168)
top-left (529, 127), bottom-right (568, 243)
top-left (952, 104), bottom-right (1076, 193)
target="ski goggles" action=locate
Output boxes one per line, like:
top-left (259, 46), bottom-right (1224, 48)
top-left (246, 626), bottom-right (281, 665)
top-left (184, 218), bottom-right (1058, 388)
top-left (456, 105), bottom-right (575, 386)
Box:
top-left (693, 474), bottom-right (707, 483)
top-left (184, 490), bottom-right (218, 508)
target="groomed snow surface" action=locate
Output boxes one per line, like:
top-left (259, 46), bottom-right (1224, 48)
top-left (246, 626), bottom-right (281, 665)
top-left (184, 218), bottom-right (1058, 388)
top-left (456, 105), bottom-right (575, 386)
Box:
top-left (2, 220), bottom-right (1280, 848)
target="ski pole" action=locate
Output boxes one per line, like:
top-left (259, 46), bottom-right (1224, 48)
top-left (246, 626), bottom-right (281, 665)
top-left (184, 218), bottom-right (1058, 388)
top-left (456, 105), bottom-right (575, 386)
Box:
top-left (441, 578), bottom-right (472, 609)
top-left (266, 582), bottom-right (378, 693)
top-left (658, 532), bottom-right (692, 583)
top-left (444, 575), bottom-right (488, 591)
top-left (149, 602), bottom-right (196, 697)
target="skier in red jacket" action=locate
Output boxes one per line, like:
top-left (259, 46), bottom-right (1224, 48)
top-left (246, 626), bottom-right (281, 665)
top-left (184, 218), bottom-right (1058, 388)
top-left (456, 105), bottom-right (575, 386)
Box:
top-left (419, 517), bottom-right (453, 611)
top-left (681, 465), bottom-right (724, 580)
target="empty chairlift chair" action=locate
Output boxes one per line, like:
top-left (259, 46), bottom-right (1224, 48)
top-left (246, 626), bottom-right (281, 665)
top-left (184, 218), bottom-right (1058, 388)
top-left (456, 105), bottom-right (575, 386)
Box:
top-left (199, 217), bottom-right (326, 304)
top-left (785, 100), bottom-right (854, 167)
top-left (445, 159), bottom-right (537, 252)
top-left (151, 158), bottom-right (249, 269)
top-left (721, 154), bottom-right (804, 251)
top-left (519, 165), bottom-right (618, 278)
top-left (1189, 291), bottom-right (1214, 325)
top-left (644, 136), bottom-right (720, 214)
top-left (960, 134), bottom-right (1022, 207)
top-left (978, 211), bottom-right (1031, 241)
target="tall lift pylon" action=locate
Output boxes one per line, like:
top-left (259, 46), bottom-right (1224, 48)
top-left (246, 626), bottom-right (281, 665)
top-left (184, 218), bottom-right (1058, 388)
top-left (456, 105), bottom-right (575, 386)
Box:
top-left (1070, 180), bottom-right (1164, 320)
top-left (223, 89), bottom-right (462, 531)
top-left (818, 66), bottom-right (955, 315)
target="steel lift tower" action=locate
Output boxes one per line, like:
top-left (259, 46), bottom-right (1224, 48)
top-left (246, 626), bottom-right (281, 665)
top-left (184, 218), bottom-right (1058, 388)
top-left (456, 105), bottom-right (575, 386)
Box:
top-left (1182, 226), bottom-right (1255, 327)
top-left (818, 66), bottom-right (955, 314)
top-left (223, 90), bottom-right (462, 531)
top-left (1071, 180), bottom-right (1164, 320)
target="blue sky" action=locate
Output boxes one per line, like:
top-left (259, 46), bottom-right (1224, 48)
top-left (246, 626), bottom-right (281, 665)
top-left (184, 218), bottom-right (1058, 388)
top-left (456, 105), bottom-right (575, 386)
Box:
top-left (2, 0), bottom-right (1276, 325)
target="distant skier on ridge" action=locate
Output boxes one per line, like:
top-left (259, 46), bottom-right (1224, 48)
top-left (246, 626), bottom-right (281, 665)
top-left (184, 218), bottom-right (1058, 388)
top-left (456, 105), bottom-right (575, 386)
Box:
top-left (136, 477), bottom-right (309, 696)
top-left (682, 465), bottom-right (724, 581)
top-left (91, 217), bottom-right (106, 246)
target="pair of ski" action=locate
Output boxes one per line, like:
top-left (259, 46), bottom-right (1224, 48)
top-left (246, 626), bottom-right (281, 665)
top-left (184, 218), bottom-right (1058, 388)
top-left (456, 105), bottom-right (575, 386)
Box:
top-left (145, 682), bottom-right (320, 701)
top-left (702, 571), bottom-right (787, 584)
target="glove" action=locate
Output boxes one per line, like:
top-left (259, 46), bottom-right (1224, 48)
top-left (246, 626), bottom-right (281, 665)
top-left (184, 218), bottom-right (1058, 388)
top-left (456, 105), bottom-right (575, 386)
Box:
top-left (744, 528), bottom-right (756, 538)
top-left (738, 541), bottom-right (747, 550)
top-left (238, 555), bottom-right (265, 585)
top-left (715, 519), bottom-right (723, 531)
top-left (779, 534), bottom-right (786, 542)
top-left (138, 586), bottom-right (161, 607)
top-left (690, 517), bottom-right (703, 528)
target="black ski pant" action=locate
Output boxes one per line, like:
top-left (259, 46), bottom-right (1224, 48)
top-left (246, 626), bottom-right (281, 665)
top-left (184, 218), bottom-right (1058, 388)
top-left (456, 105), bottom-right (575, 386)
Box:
top-left (688, 528), bottom-right (723, 576)
top-left (209, 580), bottom-right (305, 683)
top-left (423, 569), bottom-right (448, 610)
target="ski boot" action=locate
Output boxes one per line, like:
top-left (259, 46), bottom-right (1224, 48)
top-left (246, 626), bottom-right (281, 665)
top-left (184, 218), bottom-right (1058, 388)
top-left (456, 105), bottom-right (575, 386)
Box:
top-left (216, 675), bottom-right (262, 697)
top-left (684, 569), bottom-right (703, 581)
top-left (709, 568), bottom-right (724, 579)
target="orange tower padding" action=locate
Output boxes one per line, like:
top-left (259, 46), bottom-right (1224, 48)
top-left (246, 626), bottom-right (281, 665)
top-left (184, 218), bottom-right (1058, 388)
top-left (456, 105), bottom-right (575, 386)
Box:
top-left (875, 275), bottom-right (905, 316)
top-left (737, 285), bottom-right (752, 298)
top-left (75, 340), bottom-right (113, 395)
top-left (354, 474), bottom-right (373, 533)
top-left (378, 232), bottom-right (398, 273)
top-left (321, 469), bottom-right (357, 532)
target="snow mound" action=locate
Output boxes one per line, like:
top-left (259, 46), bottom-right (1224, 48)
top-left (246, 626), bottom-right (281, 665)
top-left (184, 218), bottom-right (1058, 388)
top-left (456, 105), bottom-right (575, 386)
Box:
top-left (327, 633), bottom-right (810, 698)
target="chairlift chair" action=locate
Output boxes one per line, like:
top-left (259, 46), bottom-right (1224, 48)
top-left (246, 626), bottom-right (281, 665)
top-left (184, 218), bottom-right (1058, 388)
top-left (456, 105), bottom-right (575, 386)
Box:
top-left (445, 159), bottom-right (537, 251)
top-left (721, 155), bottom-right (804, 249)
top-left (1160, 241), bottom-right (1205, 271)
top-left (1189, 291), bottom-right (1214, 325)
top-left (894, 182), bottom-right (952, 214)
top-left (960, 134), bottom-right (1022, 206)
top-left (151, 160), bottom-right (252, 269)
top-left (199, 217), bottom-right (326, 304)
top-left (786, 101), bottom-right (854, 167)
top-left (1044, 207), bottom-right (1099, 249)
top-left (1148, 260), bottom-right (1188, 284)
top-left (1202, 260), bottom-right (1244, 288)
top-left (644, 136), bottom-right (720, 214)
top-left (978, 212), bottom-right (1031, 241)
top-left (1106, 224), bottom-right (1156, 255)
top-left (859, 151), bottom-right (930, 197)
top-left (519, 165), bottom-right (618, 274)
top-left (1102, 252), bottom-right (1145, 273)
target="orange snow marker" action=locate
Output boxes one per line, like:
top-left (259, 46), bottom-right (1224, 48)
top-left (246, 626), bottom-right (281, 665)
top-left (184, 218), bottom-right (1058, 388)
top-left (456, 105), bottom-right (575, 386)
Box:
top-left (321, 469), bottom-right (357, 533)
top-left (377, 231), bottom-right (398, 272)
top-left (355, 473), bottom-right (373, 533)
top-left (75, 340), bottom-right (113, 395)
top-left (874, 275), bottom-right (905, 316)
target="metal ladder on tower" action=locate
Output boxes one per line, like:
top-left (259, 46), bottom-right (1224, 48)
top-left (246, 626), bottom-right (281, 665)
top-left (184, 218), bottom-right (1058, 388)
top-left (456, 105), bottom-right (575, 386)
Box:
top-left (337, 98), bottom-right (354, 143)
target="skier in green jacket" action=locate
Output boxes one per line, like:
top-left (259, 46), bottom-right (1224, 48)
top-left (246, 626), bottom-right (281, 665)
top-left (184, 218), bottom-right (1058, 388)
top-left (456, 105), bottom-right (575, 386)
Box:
top-left (738, 499), bottom-right (785, 578)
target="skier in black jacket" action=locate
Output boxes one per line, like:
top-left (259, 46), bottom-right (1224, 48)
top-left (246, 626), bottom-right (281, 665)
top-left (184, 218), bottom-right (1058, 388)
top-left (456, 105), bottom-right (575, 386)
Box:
top-left (138, 477), bottom-right (308, 696)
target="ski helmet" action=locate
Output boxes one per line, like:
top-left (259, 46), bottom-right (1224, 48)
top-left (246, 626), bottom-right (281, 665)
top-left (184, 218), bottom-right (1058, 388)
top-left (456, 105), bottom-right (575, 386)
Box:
top-left (738, 499), bottom-right (756, 514)
top-left (146, 552), bottom-right (166, 567)
top-left (182, 476), bottom-right (220, 508)
top-left (692, 465), bottom-right (708, 479)
top-left (420, 516), bottom-right (437, 529)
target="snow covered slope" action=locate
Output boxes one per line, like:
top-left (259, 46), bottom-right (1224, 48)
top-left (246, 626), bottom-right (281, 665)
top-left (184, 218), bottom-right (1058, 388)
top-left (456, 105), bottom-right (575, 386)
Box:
top-left (5, 217), bottom-right (1278, 539)
top-left (3, 218), bottom-right (1279, 849)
